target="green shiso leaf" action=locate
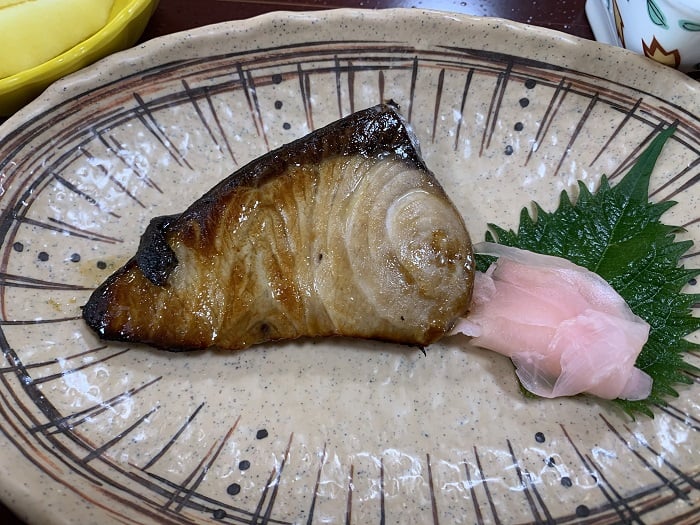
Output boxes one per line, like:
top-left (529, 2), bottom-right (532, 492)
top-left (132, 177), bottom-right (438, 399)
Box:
top-left (476, 124), bottom-right (700, 417)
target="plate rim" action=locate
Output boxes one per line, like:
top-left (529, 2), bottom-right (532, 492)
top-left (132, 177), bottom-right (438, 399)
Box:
top-left (0, 7), bottom-right (698, 525)
top-left (2, 7), bottom-right (698, 133)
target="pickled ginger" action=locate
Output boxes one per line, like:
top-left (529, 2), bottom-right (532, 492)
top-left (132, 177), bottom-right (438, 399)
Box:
top-left (453, 243), bottom-right (652, 401)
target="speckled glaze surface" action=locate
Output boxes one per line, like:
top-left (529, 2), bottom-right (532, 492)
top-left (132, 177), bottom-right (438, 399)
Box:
top-left (0, 8), bottom-right (698, 525)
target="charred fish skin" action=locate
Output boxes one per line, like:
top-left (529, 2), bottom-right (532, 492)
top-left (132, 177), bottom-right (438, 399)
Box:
top-left (82, 103), bottom-right (474, 351)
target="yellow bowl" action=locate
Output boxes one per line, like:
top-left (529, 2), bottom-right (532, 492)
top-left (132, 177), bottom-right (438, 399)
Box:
top-left (0, 0), bottom-right (159, 116)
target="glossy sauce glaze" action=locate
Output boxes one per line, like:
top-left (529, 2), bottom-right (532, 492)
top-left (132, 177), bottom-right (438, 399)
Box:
top-left (82, 103), bottom-right (475, 350)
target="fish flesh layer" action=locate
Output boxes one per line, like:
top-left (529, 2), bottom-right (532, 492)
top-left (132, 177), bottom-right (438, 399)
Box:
top-left (82, 103), bottom-right (475, 351)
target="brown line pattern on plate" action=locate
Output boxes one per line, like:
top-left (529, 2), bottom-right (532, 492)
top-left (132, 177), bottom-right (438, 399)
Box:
top-left (141, 402), bottom-right (206, 471)
top-left (552, 93), bottom-right (599, 177)
top-left (617, 476), bottom-right (697, 523)
top-left (0, 375), bottom-right (101, 487)
top-left (173, 419), bottom-right (240, 513)
top-left (463, 458), bottom-right (485, 525)
top-left (654, 403), bottom-right (700, 432)
top-left (0, 39), bottom-right (693, 190)
top-left (421, 47), bottom-right (688, 129)
top-left (0, 316), bottom-right (83, 326)
top-left (6, 44), bottom-right (684, 201)
top-left (607, 122), bottom-right (667, 181)
top-left (0, 272), bottom-right (93, 291)
top-left (561, 423), bottom-right (645, 524)
top-left (0, 104), bottom-right (83, 176)
top-left (680, 246), bottom-right (700, 262)
top-left (333, 55), bottom-right (343, 118)
top-left (527, 79), bottom-right (571, 167)
top-left (178, 41), bottom-right (398, 85)
top-left (378, 69), bottom-right (385, 105)
top-left (651, 156), bottom-right (700, 201)
top-left (624, 423), bottom-right (700, 491)
top-left (132, 93), bottom-right (193, 171)
top-left (249, 68), bottom-right (271, 151)
top-left (1, 339), bottom-right (263, 522)
top-left (656, 505), bottom-right (700, 525)
top-left (0, 344), bottom-right (117, 483)
top-left (347, 59), bottom-right (356, 115)
top-left (453, 68), bottom-right (474, 152)
top-left (234, 63), bottom-right (266, 150)
top-left (583, 453), bottom-right (645, 525)
top-left (181, 78), bottom-right (226, 163)
top-left (48, 215), bottom-right (123, 244)
top-left (523, 466), bottom-right (556, 525)
top-left (600, 414), bottom-right (690, 502)
top-left (589, 98), bottom-right (643, 168)
top-left (80, 147), bottom-right (146, 208)
top-left (345, 462), bottom-right (354, 525)
top-left (426, 453), bottom-right (440, 525)
top-left (651, 104), bottom-right (700, 143)
top-left (306, 442), bottom-right (327, 525)
top-left (43, 376), bottom-right (162, 435)
top-left (6, 148), bottom-right (99, 234)
top-left (144, 468), bottom-right (290, 524)
top-left (32, 348), bottom-right (130, 386)
top-left (306, 66), bottom-right (315, 127)
top-left (407, 56), bottom-right (418, 123)
top-left (251, 432), bottom-right (294, 524)
top-left (480, 61), bottom-right (512, 157)
top-left (2, 345), bottom-right (108, 377)
top-left (22, 41), bottom-right (692, 155)
top-left (53, 173), bottom-right (122, 219)
top-left (298, 63), bottom-right (314, 131)
top-left (204, 85), bottom-right (238, 165)
top-left (6, 103), bottom-right (143, 220)
top-left (83, 406), bottom-right (159, 463)
top-left (249, 452), bottom-right (276, 522)
top-left (16, 215), bottom-right (121, 245)
top-left (0, 127), bottom-right (67, 208)
top-left (162, 435), bottom-right (218, 511)
top-left (506, 439), bottom-right (548, 524)
top-left (1, 344), bottom-right (85, 429)
top-left (473, 445), bottom-right (502, 525)
top-left (0, 389), bottom-right (186, 525)
top-left (100, 133), bottom-right (163, 194)
top-left (380, 455), bottom-right (386, 525)
top-left (262, 432), bottom-right (295, 524)
top-left (437, 45), bottom-right (698, 127)
top-left (0, 377), bottom-right (65, 472)
top-left (431, 68), bottom-right (445, 143)
top-left (94, 485), bottom-right (196, 525)
top-left (136, 78), bottom-right (246, 165)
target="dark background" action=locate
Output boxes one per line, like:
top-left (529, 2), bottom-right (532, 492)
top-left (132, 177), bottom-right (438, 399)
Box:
top-left (1, 0), bottom-right (593, 523)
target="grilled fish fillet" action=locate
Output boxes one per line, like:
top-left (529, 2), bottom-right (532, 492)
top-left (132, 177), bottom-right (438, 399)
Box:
top-left (82, 103), bottom-right (474, 351)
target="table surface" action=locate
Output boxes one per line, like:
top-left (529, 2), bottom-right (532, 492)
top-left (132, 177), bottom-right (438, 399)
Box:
top-left (1, 0), bottom-right (593, 523)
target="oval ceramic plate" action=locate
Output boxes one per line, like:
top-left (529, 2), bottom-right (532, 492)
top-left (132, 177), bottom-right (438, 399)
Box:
top-left (0, 9), bottom-right (698, 525)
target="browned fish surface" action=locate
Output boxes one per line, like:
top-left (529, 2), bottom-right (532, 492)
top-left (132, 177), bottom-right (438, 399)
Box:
top-left (82, 103), bottom-right (474, 351)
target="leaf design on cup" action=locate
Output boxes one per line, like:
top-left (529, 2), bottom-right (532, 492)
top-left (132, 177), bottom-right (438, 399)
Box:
top-left (647, 0), bottom-right (668, 29)
top-left (679, 19), bottom-right (700, 31)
